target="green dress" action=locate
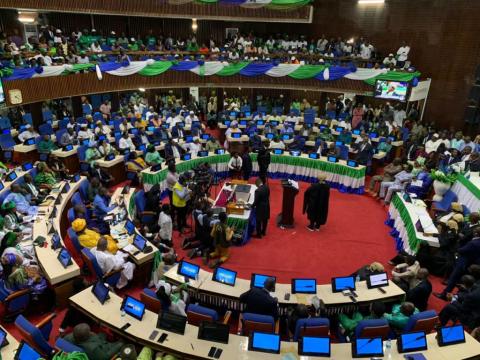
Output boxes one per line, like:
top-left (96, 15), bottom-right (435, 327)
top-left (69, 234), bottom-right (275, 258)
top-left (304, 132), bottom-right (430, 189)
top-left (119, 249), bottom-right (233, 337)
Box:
top-left (145, 151), bottom-right (163, 165)
top-left (37, 140), bottom-right (57, 153)
top-left (35, 172), bottom-right (57, 187)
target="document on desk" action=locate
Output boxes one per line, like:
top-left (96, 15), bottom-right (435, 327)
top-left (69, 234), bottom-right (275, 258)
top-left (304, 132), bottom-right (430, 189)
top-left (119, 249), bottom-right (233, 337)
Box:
top-left (418, 214), bottom-right (437, 234)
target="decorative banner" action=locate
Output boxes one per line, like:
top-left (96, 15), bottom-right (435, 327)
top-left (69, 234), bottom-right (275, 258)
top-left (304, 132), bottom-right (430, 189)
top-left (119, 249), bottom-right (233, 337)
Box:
top-left (1, 60), bottom-right (422, 87)
top-left (408, 79), bottom-right (431, 102)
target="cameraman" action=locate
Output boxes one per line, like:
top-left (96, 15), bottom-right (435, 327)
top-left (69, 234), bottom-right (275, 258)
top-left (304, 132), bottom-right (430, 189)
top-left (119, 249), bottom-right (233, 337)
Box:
top-left (172, 174), bottom-right (192, 234)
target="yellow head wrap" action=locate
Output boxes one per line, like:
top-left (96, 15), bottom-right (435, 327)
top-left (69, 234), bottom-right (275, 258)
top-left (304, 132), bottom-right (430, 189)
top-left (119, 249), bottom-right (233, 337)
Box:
top-left (72, 218), bottom-right (87, 232)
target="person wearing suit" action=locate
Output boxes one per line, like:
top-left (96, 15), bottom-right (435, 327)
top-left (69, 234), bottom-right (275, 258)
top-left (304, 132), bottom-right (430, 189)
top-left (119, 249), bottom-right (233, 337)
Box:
top-left (21, 173), bottom-right (46, 204)
top-left (406, 268), bottom-right (432, 311)
top-left (252, 178), bottom-right (270, 238)
top-left (239, 277), bottom-right (278, 319)
top-left (170, 124), bottom-right (185, 139)
top-left (242, 151), bottom-right (253, 180)
top-left (303, 174), bottom-right (330, 232)
top-left (164, 139), bottom-right (183, 161)
top-left (257, 144), bottom-right (271, 183)
top-left (354, 134), bottom-right (373, 165)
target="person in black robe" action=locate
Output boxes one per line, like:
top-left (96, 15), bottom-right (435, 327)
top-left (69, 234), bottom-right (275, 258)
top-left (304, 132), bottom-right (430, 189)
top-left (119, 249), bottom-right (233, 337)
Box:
top-left (303, 175), bottom-right (330, 231)
top-left (252, 177), bottom-right (270, 238)
top-left (257, 144), bottom-right (271, 183)
top-left (242, 151), bottom-right (253, 181)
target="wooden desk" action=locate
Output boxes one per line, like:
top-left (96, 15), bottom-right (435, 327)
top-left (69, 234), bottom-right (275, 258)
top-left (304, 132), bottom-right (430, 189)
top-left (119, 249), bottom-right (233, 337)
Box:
top-left (13, 144), bottom-right (39, 164)
top-left (51, 145), bottom-right (80, 173)
top-left (70, 287), bottom-right (480, 360)
top-left (164, 265), bottom-right (405, 315)
top-left (95, 155), bottom-right (126, 186)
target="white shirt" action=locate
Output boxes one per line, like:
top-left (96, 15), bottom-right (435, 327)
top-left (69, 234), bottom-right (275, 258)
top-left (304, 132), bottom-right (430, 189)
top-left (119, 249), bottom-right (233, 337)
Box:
top-left (183, 142), bottom-right (201, 154)
top-left (18, 130), bottom-right (39, 142)
top-left (119, 137), bottom-right (136, 151)
top-left (285, 116), bottom-right (299, 125)
top-left (95, 125), bottom-right (111, 136)
top-left (425, 139), bottom-right (441, 154)
top-left (77, 129), bottom-right (93, 140)
top-left (90, 248), bottom-right (125, 274)
top-left (228, 156), bottom-right (243, 170)
top-left (393, 110), bottom-right (406, 127)
top-left (270, 141), bottom-right (285, 150)
top-left (360, 43), bottom-right (373, 60)
top-left (397, 46), bottom-right (410, 61)
top-left (158, 212), bottom-right (172, 240)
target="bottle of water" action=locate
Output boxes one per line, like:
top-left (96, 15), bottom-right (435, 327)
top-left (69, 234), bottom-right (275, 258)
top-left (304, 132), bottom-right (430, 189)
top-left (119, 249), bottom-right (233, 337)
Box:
top-left (385, 339), bottom-right (392, 359)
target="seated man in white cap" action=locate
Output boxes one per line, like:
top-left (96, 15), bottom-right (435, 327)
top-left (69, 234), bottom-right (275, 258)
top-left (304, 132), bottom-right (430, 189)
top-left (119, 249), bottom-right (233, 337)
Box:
top-left (425, 133), bottom-right (442, 154)
top-left (90, 237), bottom-right (135, 289)
top-left (383, 53), bottom-right (397, 67)
top-left (185, 111), bottom-right (198, 126)
top-left (77, 123), bottom-right (93, 141)
top-left (18, 124), bottom-right (39, 143)
top-left (182, 137), bottom-right (202, 154)
top-left (118, 132), bottom-right (136, 152)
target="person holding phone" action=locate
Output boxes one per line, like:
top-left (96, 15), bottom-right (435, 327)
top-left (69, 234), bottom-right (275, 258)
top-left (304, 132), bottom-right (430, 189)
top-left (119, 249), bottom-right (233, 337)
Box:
top-left (208, 212), bottom-right (234, 268)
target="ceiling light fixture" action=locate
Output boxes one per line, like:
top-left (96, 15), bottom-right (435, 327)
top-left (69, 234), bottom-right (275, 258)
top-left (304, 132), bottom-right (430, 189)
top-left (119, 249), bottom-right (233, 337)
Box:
top-left (358, 0), bottom-right (385, 5)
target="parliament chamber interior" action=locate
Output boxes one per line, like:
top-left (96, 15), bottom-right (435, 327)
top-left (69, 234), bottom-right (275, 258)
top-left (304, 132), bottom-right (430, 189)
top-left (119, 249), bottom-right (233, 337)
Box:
top-left (1, 0), bottom-right (480, 359)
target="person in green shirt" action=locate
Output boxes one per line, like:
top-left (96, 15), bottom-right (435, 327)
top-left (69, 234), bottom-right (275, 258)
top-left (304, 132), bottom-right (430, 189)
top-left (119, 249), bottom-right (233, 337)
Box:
top-left (128, 38), bottom-right (139, 51)
top-left (339, 301), bottom-right (386, 337)
top-left (384, 302), bottom-right (419, 330)
top-left (106, 31), bottom-right (117, 47)
top-left (37, 135), bottom-right (57, 153)
top-left (290, 99), bottom-right (301, 111)
top-left (85, 140), bottom-right (102, 166)
top-left (64, 323), bottom-right (124, 360)
top-left (377, 138), bottom-right (393, 154)
top-left (337, 130), bottom-right (353, 145)
top-left (145, 145), bottom-right (164, 166)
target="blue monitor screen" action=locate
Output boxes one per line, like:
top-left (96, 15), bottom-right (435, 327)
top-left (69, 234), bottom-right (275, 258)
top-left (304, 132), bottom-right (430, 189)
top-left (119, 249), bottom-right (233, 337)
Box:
top-left (16, 341), bottom-right (41, 360)
top-left (353, 129), bottom-right (361, 135)
top-left (64, 144), bottom-right (73, 151)
top-left (182, 154), bottom-right (191, 161)
top-left (256, 120), bottom-right (265, 126)
top-left (335, 127), bottom-right (344, 132)
top-left (354, 338), bottom-right (383, 357)
top-left (250, 332), bottom-right (280, 354)
top-left (327, 156), bottom-right (337, 163)
top-left (292, 279), bottom-right (317, 294)
top-left (185, 135), bottom-right (193, 143)
top-left (266, 133), bottom-right (274, 140)
top-left (121, 296), bottom-right (145, 320)
top-left (439, 325), bottom-right (465, 345)
top-left (58, 248), bottom-right (72, 268)
top-left (92, 281), bottom-right (110, 304)
top-left (98, 135), bottom-right (106, 141)
top-left (197, 151), bottom-right (208, 157)
top-left (369, 133), bottom-right (378, 139)
top-left (229, 111), bottom-right (237, 117)
top-left (290, 150), bottom-right (300, 157)
top-left (178, 260), bottom-right (200, 280)
top-left (319, 125), bottom-right (327, 131)
top-left (224, 120), bottom-right (231, 127)
top-left (147, 126), bottom-right (155, 132)
top-left (130, 128), bottom-right (138, 135)
top-left (215, 149), bottom-right (225, 155)
top-left (7, 172), bottom-right (17, 181)
top-left (309, 153), bottom-right (319, 159)
top-left (239, 120), bottom-right (248, 126)
top-left (133, 234), bottom-right (146, 251)
top-left (332, 276), bottom-right (355, 292)
top-left (399, 331), bottom-right (427, 352)
top-left (270, 121), bottom-right (279, 127)
top-left (201, 134), bottom-right (210, 140)
top-left (282, 134), bottom-right (291, 141)
top-left (125, 221), bottom-right (135, 237)
top-left (2, 129), bottom-right (10, 135)
top-left (300, 336), bottom-right (330, 356)
top-left (22, 162), bottom-right (33, 171)
top-left (232, 133), bottom-right (242, 139)
top-left (0, 182), bottom-right (4, 191)
top-left (335, 141), bottom-right (343, 147)
top-left (273, 149), bottom-right (284, 155)
top-left (251, 274), bottom-right (276, 288)
top-left (347, 160), bottom-right (358, 167)
top-left (213, 267), bottom-right (237, 286)
top-left (138, 144), bottom-right (146, 152)
top-left (24, 138), bottom-right (35, 145)
top-left (245, 111), bottom-right (251, 117)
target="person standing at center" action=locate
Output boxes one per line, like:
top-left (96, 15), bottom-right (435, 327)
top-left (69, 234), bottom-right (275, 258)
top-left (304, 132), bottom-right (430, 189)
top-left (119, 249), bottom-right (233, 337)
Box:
top-left (303, 174), bottom-right (330, 232)
top-left (172, 174), bottom-right (191, 234)
top-left (252, 177), bottom-right (270, 238)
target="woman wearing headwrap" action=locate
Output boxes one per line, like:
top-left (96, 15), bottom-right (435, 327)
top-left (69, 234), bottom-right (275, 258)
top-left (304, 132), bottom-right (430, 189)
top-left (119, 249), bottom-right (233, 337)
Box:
top-left (85, 140), bottom-right (102, 166)
top-left (34, 162), bottom-right (58, 189)
top-left (72, 218), bottom-right (118, 254)
top-left (1, 201), bottom-right (26, 233)
top-left (352, 261), bottom-right (385, 281)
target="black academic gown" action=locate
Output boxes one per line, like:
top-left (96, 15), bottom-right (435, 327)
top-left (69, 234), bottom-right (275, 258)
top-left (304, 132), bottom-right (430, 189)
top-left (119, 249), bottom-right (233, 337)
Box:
top-left (303, 182), bottom-right (330, 225)
top-left (253, 184), bottom-right (270, 222)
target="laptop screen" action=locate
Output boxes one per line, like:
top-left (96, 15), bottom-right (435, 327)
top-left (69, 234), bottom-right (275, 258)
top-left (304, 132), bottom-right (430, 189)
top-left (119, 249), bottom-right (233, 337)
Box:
top-left (178, 260), bottom-right (200, 280)
top-left (57, 248), bottom-right (72, 268)
top-left (198, 321), bottom-right (230, 344)
top-left (249, 332), bottom-right (281, 354)
top-left (157, 311), bottom-right (187, 335)
top-left (121, 296), bottom-right (145, 320)
top-left (299, 336), bottom-right (330, 356)
top-left (353, 337), bottom-right (383, 357)
top-left (92, 281), bottom-right (110, 304)
top-left (398, 331), bottom-right (427, 353)
top-left (332, 276), bottom-right (355, 292)
top-left (125, 220), bottom-right (136, 235)
top-left (438, 325), bottom-right (465, 346)
top-left (292, 278), bottom-right (317, 294)
top-left (133, 234), bottom-right (147, 251)
top-left (212, 267), bottom-right (237, 286)
top-left (366, 272), bottom-right (389, 289)
top-left (251, 274), bottom-right (276, 289)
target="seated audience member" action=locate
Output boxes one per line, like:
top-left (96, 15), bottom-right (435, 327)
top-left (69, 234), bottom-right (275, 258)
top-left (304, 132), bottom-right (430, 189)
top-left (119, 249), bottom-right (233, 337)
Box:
top-left (93, 187), bottom-right (116, 234)
top-left (242, 151), bottom-right (253, 180)
top-left (119, 132), bottom-right (136, 152)
top-left (18, 124), bottom-right (39, 142)
top-left (87, 176), bottom-right (101, 203)
top-left (89, 162), bottom-right (114, 187)
top-left (21, 173), bottom-right (46, 204)
top-left (406, 268), bottom-right (432, 311)
top-left (64, 323), bottom-right (125, 360)
top-left (77, 123), bottom-right (93, 141)
top-left (94, 120), bottom-right (111, 137)
top-left (134, 127), bottom-right (149, 147)
top-left (228, 152), bottom-right (243, 178)
top-left (1, 250), bottom-right (47, 296)
top-left (85, 140), bottom-right (102, 166)
top-left (34, 162), bottom-right (57, 189)
top-left (119, 119), bottom-right (133, 133)
top-left (367, 158), bottom-right (403, 195)
top-left (145, 145), bottom-right (164, 166)
top-left (155, 279), bottom-right (189, 317)
top-left (270, 137), bottom-right (285, 150)
top-left (183, 138), bottom-right (202, 154)
top-left (3, 184), bottom-right (38, 216)
top-left (287, 304), bottom-right (310, 336)
top-left (353, 262), bottom-right (385, 281)
top-left (439, 275), bottom-right (479, 326)
top-left (72, 218), bottom-right (118, 254)
top-left (378, 164), bottom-right (414, 204)
top-left (339, 301), bottom-right (386, 337)
top-left (153, 204), bottom-right (173, 250)
top-left (126, 152), bottom-right (147, 173)
top-left (90, 237), bottom-right (135, 289)
top-left (164, 138), bottom-right (183, 161)
top-left (98, 138), bottom-right (116, 157)
top-left (209, 212), bottom-right (234, 268)
top-left (205, 137), bottom-right (221, 152)
top-left (37, 134), bottom-right (57, 153)
top-left (48, 154), bottom-right (69, 179)
top-left (59, 127), bottom-right (76, 147)
top-left (377, 138), bottom-right (393, 154)
top-left (392, 255), bottom-right (421, 291)
top-left (240, 277), bottom-right (278, 319)
top-left (353, 134), bottom-right (373, 165)
top-left (384, 302), bottom-right (419, 331)
top-left (320, 143), bottom-right (341, 157)
top-left (1, 201), bottom-right (29, 234)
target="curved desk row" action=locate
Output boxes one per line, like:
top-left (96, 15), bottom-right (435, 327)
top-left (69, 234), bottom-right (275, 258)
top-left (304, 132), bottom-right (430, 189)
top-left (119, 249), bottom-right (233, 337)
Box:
top-left (70, 287), bottom-right (480, 360)
top-left (0, 326), bottom-right (20, 359)
top-left (141, 153), bottom-right (366, 194)
top-left (164, 264), bottom-right (405, 316)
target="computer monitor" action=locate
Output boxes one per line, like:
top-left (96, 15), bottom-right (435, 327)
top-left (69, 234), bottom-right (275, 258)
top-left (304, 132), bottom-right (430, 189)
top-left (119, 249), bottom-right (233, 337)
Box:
top-left (98, 135), bottom-right (106, 142)
top-left (92, 281), bottom-right (110, 304)
top-left (245, 111), bottom-right (251, 117)
top-left (273, 149), bottom-right (284, 155)
top-left (0, 182), bottom-right (4, 192)
top-left (229, 111), bottom-right (237, 117)
top-left (347, 160), bottom-right (358, 167)
top-left (120, 296), bottom-right (146, 321)
top-left (133, 234), bottom-right (147, 251)
top-left (129, 128), bottom-right (138, 135)
top-left (215, 149), bottom-right (225, 155)
top-left (64, 144), bottom-right (74, 151)
top-left (231, 133), bottom-right (242, 139)
top-left (0, 327), bottom-right (8, 348)
top-left (290, 150), bottom-right (301, 157)
top-left (147, 126), bottom-right (155, 132)
top-left (6, 171), bottom-right (17, 181)
top-left (397, 331), bottom-right (427, 353)
top-left (72, 174), bottom-right (81, 182)
top-left (248, 332), bottom-right (281, 354)
top-left (292, 278), bottom-right (317, 294)
top-left (51, 232), bottom-right (61, 250)
top-left (335, 126), bottom-right (344, 133)
top-left (437, 325), bottom-right (466, 347)
top-left (124, 219), bottom-right (136, 235)
top-left (2, 129), bottom-right (10, 135)
top-left (177, 260), bottom-right (200, 280)
top-left (212, 267), bottom-right (237, 286)
top-left (335, 141), bottom-right (343, 146)
top-left (331, 276), bottom-right (355, 292)
top-left (366, 272), bottom-right (389, 289)
top-left (256, 120), bottom-right (265, 126)
top-left (270, 120), bottom-right (279, 127)
top-left (282, 134), bottom-right (291, 141)
top-left (197, 150), bottom-right (208, 157)
top-left (352, 337), bottom-right (383, 358)
top-left (239, 120), bottom-right (248, 126)
top-left (201, 134), bottom-right (210, 140)
top-left (250, 273), bottom-right (276, 289)
top-left (14, 341), bottom-right (41, 360)
top-left (185, 135), bottom-right (193, 143)
top-left (327, 156), bottom-right (338, 163)
top-left (57, 247), bottom-right (72, 268)
top-left (24, 138), bottom-right (35, 146)
top-left (298, 336), bottom-right (330, 357)
top-left (309, 153), bottom-right (319, 159)
top-left (157, 311), bottom-right (187, 335)
top-left (21, 162), bottom-right (33, 171)
top-left (353, 129), bottom-right (361, 135)
top-left (198, 321), bottom-right (230, 344)
top-left (266, 133), bottom-right (275, 140)
top-left (224, 120), bottom-right (231, 127)
top-left (182, 153), bottom-right (191, 161)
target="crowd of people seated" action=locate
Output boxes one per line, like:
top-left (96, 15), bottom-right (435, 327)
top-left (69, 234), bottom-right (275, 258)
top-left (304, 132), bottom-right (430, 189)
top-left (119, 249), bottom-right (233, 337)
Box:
top-left (0, 26), bottom-right (412, 68)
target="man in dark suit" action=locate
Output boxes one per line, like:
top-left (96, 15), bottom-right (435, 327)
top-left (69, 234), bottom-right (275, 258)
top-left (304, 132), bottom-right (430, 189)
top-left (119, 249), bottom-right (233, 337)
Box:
top-left (170, 124), bottom-right (184, 139)
top-left (354, 134), bottom-right (373, 165)
top-left (439, 275), bottom-right (480, 326)
top-left (252, 178), bottom-right (270, 238)
top-left (303, 174), bottom-right (330, 232)
top-left (164, 139), bottom-right (183, 161)
top-left (406, 268), bottom-right (432, 311)
top-left (257, 144), bottom-right (271, 183)
top-left (239, 277), bottom-right (278, 319)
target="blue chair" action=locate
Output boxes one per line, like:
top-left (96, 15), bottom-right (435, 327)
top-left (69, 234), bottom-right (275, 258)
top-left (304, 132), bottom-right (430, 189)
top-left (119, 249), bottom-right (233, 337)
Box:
top-left (140, 288), bottom-right (162, 313)
top-left (134, 190), bottom-right (157, 225)
top-left (22, 113), bottom-right (33, 125)
top-left (0, 117), bottom-right (11, 130)
top-left (293, 317), bottom-right (330, 341)
top-left (55, 337), bottom-right (85, 353)
top-left (67, 207), bottom-right (76, 223)
top-left (39, 123), bottom-right (54, 136)
top-left (82, 104), bottom-right (92, 115)
top-left (78, 180), bottom-right (90, 202)
top-left (238, 313), bottom-right (279, 336)
top-left (304, 113), bottom-right (315, 125)
top-left (291, 108), bottom-right (300, 116)
top-left (406, 172), bottom-right (433, 200)
top-left (55, 129), bottom-right (67, 145)
top-left (354, 319), bottom-right (390, 340)
top-left (326, 110), bottom-right (336, 120)
top-left (42, 110), bottom-right (53, 122)
top-left (81, 248), bottom-right (121, 287)
top-left (58, 118), bottom-right (70, 129)
top-left (339, 145), bottom-right (349, 160)
top-left (432, 190), bottom-right (458, 213)
top-left (15, 314), bottom-right (56, 357)
top-left (71, 192), bottom-right (83, 207)
top-left (67, 227), bottom-right (84, 255)
top-left (0, 280), bottom-right (30, 321)
top-left (0, 133), bottom-right (15, 150)
top-left (186, 304), bottom-right (231, 327)
top-left (404, 310), bottom-right (438, 333)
